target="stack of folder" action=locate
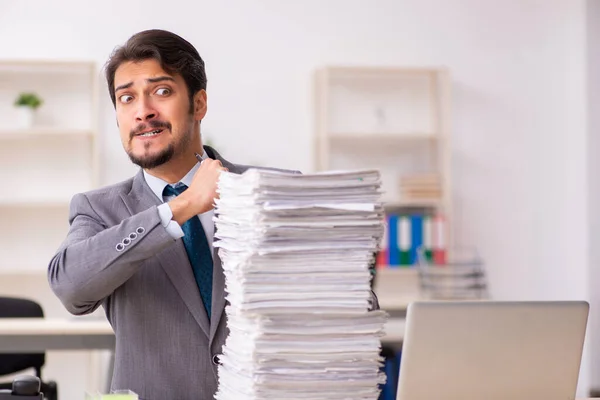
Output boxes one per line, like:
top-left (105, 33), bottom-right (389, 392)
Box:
top-left (213, 168), bottom-right (388, 400)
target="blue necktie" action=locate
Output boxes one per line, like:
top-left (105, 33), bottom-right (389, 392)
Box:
top-left (163, 183), bottom-right (213, 320)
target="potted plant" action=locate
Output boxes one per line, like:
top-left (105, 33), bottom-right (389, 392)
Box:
top-left (14, 92), bottom-right (43, 129)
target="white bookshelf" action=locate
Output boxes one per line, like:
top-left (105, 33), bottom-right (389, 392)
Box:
top-left (314, 66), bottom-right (451, 207)
top-left (314, 66), bottom-right (453, 309)
top-left (0, 60), bottom-right (100, 274)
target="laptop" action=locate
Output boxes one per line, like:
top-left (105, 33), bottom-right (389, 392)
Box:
top-left (396, 300), bottom-right (589, 400)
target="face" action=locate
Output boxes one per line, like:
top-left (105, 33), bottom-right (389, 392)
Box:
top-left (113, 59), bottom-right (207, 169)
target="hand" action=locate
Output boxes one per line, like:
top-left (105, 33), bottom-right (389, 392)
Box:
top-left (188, 158), bottom-right (228, 212)
top-left (168, 159), bottom-right (228, 225)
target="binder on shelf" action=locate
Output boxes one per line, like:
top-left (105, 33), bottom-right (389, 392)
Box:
top-left (423, 215), bottom-right (433, 263)
top-left (433, 214), bottom-right (447, 265)
top-left (398, 215), bottom-right (411, 266)
top-left (387, 214), bottom-right (400, 266)
top-left (409, 215), bottom-right (423, 265)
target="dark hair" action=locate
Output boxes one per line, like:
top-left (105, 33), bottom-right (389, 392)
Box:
top-left (104, 29), bottom-right (207, 110)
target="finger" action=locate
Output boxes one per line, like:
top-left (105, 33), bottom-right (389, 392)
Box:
top-left (204, 160), bottom-right (220, 169)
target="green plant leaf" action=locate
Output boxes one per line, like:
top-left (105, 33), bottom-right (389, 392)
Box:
top-left (14, 92), bottom-right (43, 109)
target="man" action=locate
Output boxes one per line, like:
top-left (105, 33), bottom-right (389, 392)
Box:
top-left (48, 29), bottom-right (378, 400)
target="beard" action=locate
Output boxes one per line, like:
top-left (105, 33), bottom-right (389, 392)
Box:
top-left (127, 141), bottom-right (176, 169)
top-left (126, 119), bottom-right (194, 169)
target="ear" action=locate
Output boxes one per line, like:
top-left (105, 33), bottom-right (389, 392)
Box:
top-left (193, 89), bottom-right (207, 121)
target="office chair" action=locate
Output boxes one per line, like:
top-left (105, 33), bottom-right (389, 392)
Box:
top-left (0, 297), bottom-right (58, 400)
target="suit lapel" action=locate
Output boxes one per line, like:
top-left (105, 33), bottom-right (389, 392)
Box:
top-left (124, 170), bottom-right (211, 338)
top-left (209, 244), bottom-right (225, 342)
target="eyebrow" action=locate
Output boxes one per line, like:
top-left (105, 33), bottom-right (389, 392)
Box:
top-left (114, 76), bottom-right (175, 93)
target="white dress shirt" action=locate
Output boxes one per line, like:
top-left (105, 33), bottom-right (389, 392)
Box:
top-left (143, 150), bottom-right (215, 255)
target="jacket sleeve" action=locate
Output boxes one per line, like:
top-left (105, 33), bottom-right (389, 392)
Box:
top-left (48, 193), bottom-right (177, 315)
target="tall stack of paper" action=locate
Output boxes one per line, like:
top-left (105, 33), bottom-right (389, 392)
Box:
top-left (213, 169), bottom-right (388, 400)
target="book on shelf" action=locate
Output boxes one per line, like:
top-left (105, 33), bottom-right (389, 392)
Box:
top-left (399, 173), bottom-right (442, 202)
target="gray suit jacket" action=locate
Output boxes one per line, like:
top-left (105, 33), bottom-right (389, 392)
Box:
top-left (48, 145), bottom-right (379, 400)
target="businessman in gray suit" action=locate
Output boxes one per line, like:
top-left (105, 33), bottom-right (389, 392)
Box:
top-left (48, 29), bottom-right (378, 400)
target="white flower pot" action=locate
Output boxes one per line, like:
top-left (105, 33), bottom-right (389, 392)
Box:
top-left (15, 106), bottom-right (35, 129)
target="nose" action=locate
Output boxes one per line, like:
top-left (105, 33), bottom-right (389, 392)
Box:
top-left (135, 98), bottom-right (158, 122)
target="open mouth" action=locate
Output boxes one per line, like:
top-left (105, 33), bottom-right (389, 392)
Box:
top-left (136, 129), bottom-right (164, 138)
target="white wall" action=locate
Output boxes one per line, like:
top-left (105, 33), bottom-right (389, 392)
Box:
top-left (0, 0), bottom-right (592, 398)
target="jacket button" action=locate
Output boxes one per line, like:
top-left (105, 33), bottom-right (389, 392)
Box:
top-left (212, 355), bottom-right (220, 365)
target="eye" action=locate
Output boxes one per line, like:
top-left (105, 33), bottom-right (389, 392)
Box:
top-left (156, 87), bottom-right (171, 96)
top-left (119, 94), bottom-right (134, 104)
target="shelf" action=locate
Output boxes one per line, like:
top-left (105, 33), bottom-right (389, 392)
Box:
top-left (381, 318), bottom-right (406, 344)
top-left (0, 128), bottom-right (94, 139)
top-left (0, 60), bottom-right (95, 74)
top-left (326, 66), bottom-right (444, 81)
top-left (383, 199), bottom-right (442, 208)
top-left (378, 296), bottom-right (418, 312)
top-left (0, 199), bottom-right (71, 208)
top-left (0, 268), bottom-right (48, 276)
top-left (376, 267), bottom-right (419, 277)
top-left (373, 268), bottom-right (421, 312)
top-left (328, 132), bottom-right (437, 141)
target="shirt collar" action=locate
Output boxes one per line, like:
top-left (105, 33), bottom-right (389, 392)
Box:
top-left (143, 150), bottom-right (208, 202)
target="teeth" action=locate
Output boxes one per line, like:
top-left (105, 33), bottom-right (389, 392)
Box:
top-left (140, 130), bottom-right (161, 137)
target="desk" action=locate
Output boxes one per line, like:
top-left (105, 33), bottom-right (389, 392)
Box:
top-left (0, 318), bottom-right (116, 393)
top-left (0, 317), bottom-right (404, 351)
top-left (1, 319), bottom-right (594, 399)
top-left (0, 318), bottom-right (115, 353)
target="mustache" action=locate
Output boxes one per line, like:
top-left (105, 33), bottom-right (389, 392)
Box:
top-left (130, 120), bottom-right (171, 139)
